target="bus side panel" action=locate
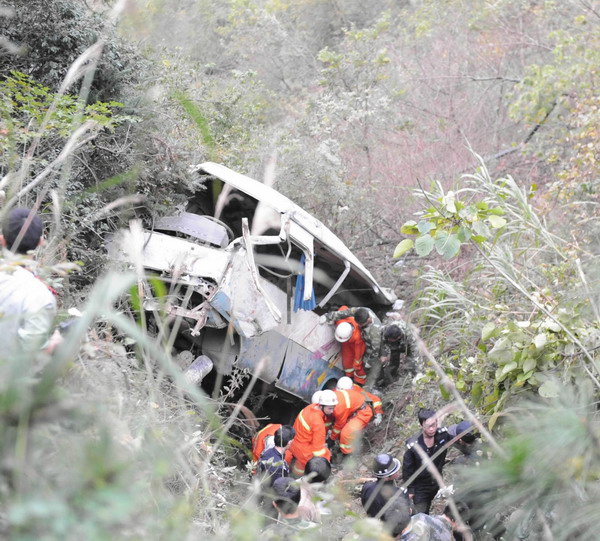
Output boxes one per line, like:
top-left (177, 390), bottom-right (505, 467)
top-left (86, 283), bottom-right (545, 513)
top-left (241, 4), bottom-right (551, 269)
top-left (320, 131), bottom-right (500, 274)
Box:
top-left (236, 332), bottom-right (289, 383)
top-left (276, 340), bottom-right (343, 402)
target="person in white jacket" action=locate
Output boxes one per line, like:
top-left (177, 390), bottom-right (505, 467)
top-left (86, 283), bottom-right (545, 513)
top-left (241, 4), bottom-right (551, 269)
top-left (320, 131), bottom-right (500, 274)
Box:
top-left (0, 208), bottom-right (61, 361)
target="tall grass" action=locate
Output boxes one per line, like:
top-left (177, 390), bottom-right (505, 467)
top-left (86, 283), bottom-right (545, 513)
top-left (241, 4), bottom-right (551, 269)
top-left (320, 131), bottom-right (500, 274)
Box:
top-left (0, 14), bottom-right (246, 538)
top-left (411, 153), bottom-right (600, 538)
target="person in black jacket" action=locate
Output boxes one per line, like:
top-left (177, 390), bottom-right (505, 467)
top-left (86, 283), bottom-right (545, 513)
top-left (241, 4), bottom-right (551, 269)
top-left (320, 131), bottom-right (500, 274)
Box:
top-left (361, 453), bottom-right (410, 519)
top-left (258, 425), bottom-right (295, 484)
top-left (402, 409), bottom-right (450, 514)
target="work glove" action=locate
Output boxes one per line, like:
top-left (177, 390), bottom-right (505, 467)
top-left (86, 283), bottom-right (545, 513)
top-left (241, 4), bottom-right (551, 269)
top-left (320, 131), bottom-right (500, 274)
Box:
top-left (326, 438), bottom-right (337, 450)
top-left (435, 485), bottom-right (455, 499)
top-left (373, 413), bottom-right (383, 426)
top-left (318, 314), bottom-right (330, 325)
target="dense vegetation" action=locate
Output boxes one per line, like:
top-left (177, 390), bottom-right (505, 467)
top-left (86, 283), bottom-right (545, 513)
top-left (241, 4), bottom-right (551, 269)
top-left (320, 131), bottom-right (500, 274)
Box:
top-left (1, 0), bottom-right (600, 539)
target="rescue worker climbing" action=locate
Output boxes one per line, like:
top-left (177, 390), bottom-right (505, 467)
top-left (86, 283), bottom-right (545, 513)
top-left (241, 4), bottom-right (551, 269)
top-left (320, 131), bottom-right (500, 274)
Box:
top-left (332, 307), bottom-right (368, 385)
top-left (286, 390), bottom-right (337, 476)
top-left (336, 376), bottom-right (384, 427)
top-left (321, 306), bottom-right (382, 390)
top-left (330, 380), bottom-right (373, 458)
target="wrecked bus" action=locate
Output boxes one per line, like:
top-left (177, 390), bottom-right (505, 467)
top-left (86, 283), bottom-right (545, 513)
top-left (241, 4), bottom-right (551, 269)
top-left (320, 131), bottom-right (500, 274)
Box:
top-left (110, 162), bottom-right (396, 403)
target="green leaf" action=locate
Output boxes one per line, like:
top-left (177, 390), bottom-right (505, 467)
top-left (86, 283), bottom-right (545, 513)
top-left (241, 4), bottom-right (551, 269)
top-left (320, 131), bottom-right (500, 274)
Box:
top-left (471, 382), bottom-right (482, 405)
top-left (488, 411), bottom-right (502, 430)
top-left (417, 220), bottom-right (434, 234)
top-left (457, 226), bottom-right (472, 242)
top-left (475, 201), bottom-right (489, 210)
top-left (415, 234), bottom-right (434, 256)
top-left (516, 370), bottom-right (534, 383)
top-left (400, 220), bottom-right (419, 235)
top-left (80, 165), bottom-right (140, 196)
top-left (472, 221), bottom-right (491, 238)
top-left (148, 276), bottom-right (168, 299)
top-left (459, 205), bottom-right (479, 222)
top-left (522, 356), bottom-right (537, 373)
top-left (487, 207), bottom-right (505, 216)
top-left (501, 361), bottom-right (518, 376)
top-left (393, 239), bottom-right (414, 258)
top-left (444, 191), bottom-right (457, 213)
top-left (129, 284), bottom-right (141, 313)
top-left (439, 383), bottom-right (451, 400)
top-left (483, 387), bottom-right (499, 413)
top-left (481, 322), bottom-right (497, 341)
top-left (488, 215), bottom-right (507, 229)
top-left (538, 380), bottom-right (560, 398)
top-left (434, 231), bottom-right (461, 259)
top-left (488, 337), bottom-right (514, 365)
top-left (541, 318), bottom-right (561, 332)
top-left (528, 372), bottom-right (541, 386)
top-left (507, 320), bottom-right (519, 332)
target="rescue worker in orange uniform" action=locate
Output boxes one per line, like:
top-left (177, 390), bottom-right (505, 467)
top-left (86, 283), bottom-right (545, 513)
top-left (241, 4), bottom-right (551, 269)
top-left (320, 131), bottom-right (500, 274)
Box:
top-left (253, 395), bottom-right (326, 470)
top-left (252, 423), bottom-right (282, 463)
top-left (336, 376), bottom-right (384, 427)
top-left (330, 382), bottom-right (373, 457)
top-left (334, 317), bottom-right (367, 385)
top-left (286, 390), bottom-right (338, 476)
top-left (311, 391), bottom-right (334, 434)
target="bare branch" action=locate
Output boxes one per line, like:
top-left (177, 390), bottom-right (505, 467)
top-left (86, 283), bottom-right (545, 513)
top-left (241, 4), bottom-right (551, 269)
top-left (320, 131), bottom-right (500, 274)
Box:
top-left (579, 0), bottom-right (600, 21)
top-left (466, 75), bottom-right (521, 83)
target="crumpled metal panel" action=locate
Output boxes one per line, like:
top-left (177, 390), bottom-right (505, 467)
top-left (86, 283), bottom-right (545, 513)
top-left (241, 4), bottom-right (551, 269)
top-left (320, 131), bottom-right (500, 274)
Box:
top-left (259, 280), bottom-right (339, 351)
top-left (143, 296), bottom-right (226, 330)
top-left (126, 231), bottom-right (230, 281)
top-left (207, 250), bottom-right (343, 396)
top-left (154, 212), bottom-right (229, 248)
top-left (211, 248), bottom-right (282, 338)
top-left (238, 278), bottom-right (343, 398)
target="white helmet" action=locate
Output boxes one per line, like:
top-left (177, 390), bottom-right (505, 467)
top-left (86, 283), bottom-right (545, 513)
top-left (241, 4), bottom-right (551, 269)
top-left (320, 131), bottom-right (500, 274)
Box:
top-left (335, 322), bottom-right (353, 343)
top-left (336, 376), bottom-right (353, 391)
top-left (318, 389), bottom-right (339, 406)
top-left (311, 390), bottom-right (322, 404)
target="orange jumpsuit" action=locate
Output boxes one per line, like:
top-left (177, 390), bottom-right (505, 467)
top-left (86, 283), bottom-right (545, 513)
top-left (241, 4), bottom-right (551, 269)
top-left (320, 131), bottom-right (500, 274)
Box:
top-left (286, 404), bottom-right (331, 476)
top-left (331, 388), bottom-right (373, 455)
top-left (352, 383), bottom-right (383, 416)
top-left (251, 423), bottom-right (281, 462)
top-left (335, 306), bottom-right (367, 385)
